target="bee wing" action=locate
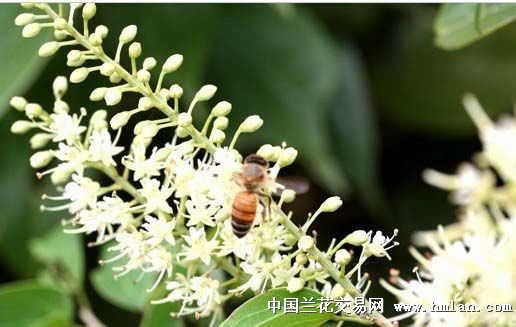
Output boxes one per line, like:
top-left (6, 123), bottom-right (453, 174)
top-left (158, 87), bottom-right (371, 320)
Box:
top-left (273, 176), bottom-right (310, 196)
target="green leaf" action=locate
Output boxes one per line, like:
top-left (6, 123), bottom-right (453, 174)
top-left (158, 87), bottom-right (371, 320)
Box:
top-left (0, 111), bottom-right (57, 277)
top-left (435, 4), bottom-right (516, 50)
top-left (140, 300), bottom-right (184, 327)
top-left (220, 288), bottom-right (335, 327)
top-left (90, 244), bottom-right (157, 312)
top-left (372, 9), bottom-right (516, 136)
top-left (0, 280), bottom-right (73, 327)
top-left (30, 224), bottom-right (84, 285)
top-left (209, 5), bottom-right (347, 194)
top-left (0, 4), bottom-right (52, 116)
top-left (329, 45), bottom-right (384, 215)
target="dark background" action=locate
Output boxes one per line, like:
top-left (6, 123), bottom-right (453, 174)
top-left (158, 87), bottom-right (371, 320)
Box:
top-left (1, 3), bottom-right (514, 326)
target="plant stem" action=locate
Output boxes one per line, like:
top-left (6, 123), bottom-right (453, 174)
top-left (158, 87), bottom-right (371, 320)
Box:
top-left (40, 4), bottom-right (217, 153)
top-left (277, 208), bottom-right (394, 327)
top-left (332, 315), bottom-right (374, 325)
top-left (75, 288), bottom-right (106, 327)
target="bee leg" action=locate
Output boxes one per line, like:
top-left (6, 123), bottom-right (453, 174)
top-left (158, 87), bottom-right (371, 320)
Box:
top-left (259, 195), bottom-right (272, 221)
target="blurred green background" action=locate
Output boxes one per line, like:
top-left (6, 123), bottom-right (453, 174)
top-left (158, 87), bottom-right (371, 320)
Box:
top-left (1, 3), bottom-right (516, 326)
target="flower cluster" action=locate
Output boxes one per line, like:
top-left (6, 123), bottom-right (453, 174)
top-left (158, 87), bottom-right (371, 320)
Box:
top-left (11, 3), bottom-right (397, 326)
top-left (382, 95), bottom-right (516, 326)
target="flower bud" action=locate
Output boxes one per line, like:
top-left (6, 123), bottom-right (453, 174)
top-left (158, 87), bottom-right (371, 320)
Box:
top-left (110, 111), bottom-right (132, 129)
top-left (158, 88), bottom-right (169, 101)
top-left (140, 122), bottom-right (159, 138)
top-left (30, 133), bottom-right (53, 149)
top-left (162, 54), bottom-right (183, 73)
top-left (319, 196), bottom-right (342, 213)
top-left (22, 23), bottom-right (41, 37)
top-left (25, 103), bottom-right (43, 118)
top-left (178, 141), bottom-right (195, 155)
top-left (283, 234), bottom-right (297, 247)
top-left (278, 147), bottom-right (297, 167)
top-left (169, 84), bottom-right (183, 98)
top-left (104, 88), bottom-right (122, 106)
top-left (50, 169), bottom-right (72, 185)
top-left (30, 151), bottom-right (53, 168)
top-left (53, 17), bottom-right (67, 30)
top-left (88, 33), bottom-right (102, 47)
top-left (38, 41), bottom-right (60, 57)
top-left (66, 50), bottom-right (83, 66)
top-left (11, 120), bottom-right (32, 134)
top-left (136, 69), bottom-right (150, 83)
top-left (99, 62), bottom-right (115, 76)
top-left (330, 284), bottom-right (345, 299)
top-left (138, 97), bottom-right (152, 110)
top-left (82, 3), bottom-right (96, 20)
top-left (366, 243), bottom-right (390, 258)
top-left (15, 13), bottom-right (35, 26)
top-left (209, 129), bottom-right (225, 143)
top-left (70, 67), bottom-right (89, 83)
top-left (175, 127), bottom-right (189, 138)
top-left (119, 25), bottom-right (137, 44)
top-left (295, 253), bottom-right (308, 265)
top-left (177, 113), bottom-right (192, 127)
top-left (212, 101), bottom-right (232, 117)
top-left (345, 230), bottom-right (368, 246)
top-left (53, 100), bottom-right (69, 113)
top-left (257, 144), bottom-right (280, 161)
top-left (95, 25), bottom-right (108, 38)
top-left (133, 121), bottom-right (147, 135)
top-left (287, 278), bottom-right (305, 293)
top-left (52, 76), bottom-right (68, 96)
top-left (195, 84), bottom-right (217, 101)
top-left (128, 42), bottom-right (141, 59)
top-left (298, 235), bottom-right (314, 251)
top-left (143, 57), bottom-right (156, 70)
top-left (281, 189), bottom-right (296, 203)
top-left (90, 109), bottom-right (107, 125)
top-left (90, 87), bottom-right (107, 101)
top-left (334, 249), bottom-right (351, 266)
top-left (53, 30), bottom-right (67, 41)
top-left (213, 116), bottom-right (228, 130)
top-left (239, 115), bottom-right (263, 133)
top-left (10, 96), bottom-right (27, 111)
top-left (21, 3), bottom-right (35, 9)
top-left (109, 72), bottom-right (122, 84)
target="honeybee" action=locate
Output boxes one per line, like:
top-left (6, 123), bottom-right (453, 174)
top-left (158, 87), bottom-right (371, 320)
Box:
top-left (231, 154), bottom-right (309, 238)
top-left (231, 154), bottom-right (270, 238)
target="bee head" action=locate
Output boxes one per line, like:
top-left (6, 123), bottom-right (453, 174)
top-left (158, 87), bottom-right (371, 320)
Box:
top-left (244, 154), bottom-right (269, 169)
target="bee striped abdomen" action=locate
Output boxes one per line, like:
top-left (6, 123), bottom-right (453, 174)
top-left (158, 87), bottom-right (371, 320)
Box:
top-left (231, 191), bottom-right (257, 238)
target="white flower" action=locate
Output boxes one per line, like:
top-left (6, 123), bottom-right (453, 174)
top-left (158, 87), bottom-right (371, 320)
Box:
top-left (423, 164), bottom-right (493, 205)
top-left (63, 174), bottom-right (100, 213)
top-left (364, 229), bottom-right (399, 260)
top-left (142, 246), bottom-right (173, 292)
top-left (49, 111), bottom-right (86, 144)
top-left (185, 195), bottom-right (221, 227)
top-left (141, 215), bottom-right (175, 246)
top-left (139, 178), bottom-right (173, 214)
top-left (218, 220), bottom-right (253, 259)
top-left (88, 129), bottom-right (124, 166)
top-left (179, 227), bottom-right (218, 265)
top-left (271, 257), bottom-right (300, 287)
top-left (481, 117), bottom-right (516, 181)
top-left (65, 196), bottom-right (132, 244)
top-left (231, 253), bottom-right (289, 294)
top-left (213, 147), bottom-right (242, 179)
top-left (123, 140), bottom-right (163, 181)
top-left (189, 276), bottom-right (221, 317)
top-left (51, 142), bottom-right (89, 176)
